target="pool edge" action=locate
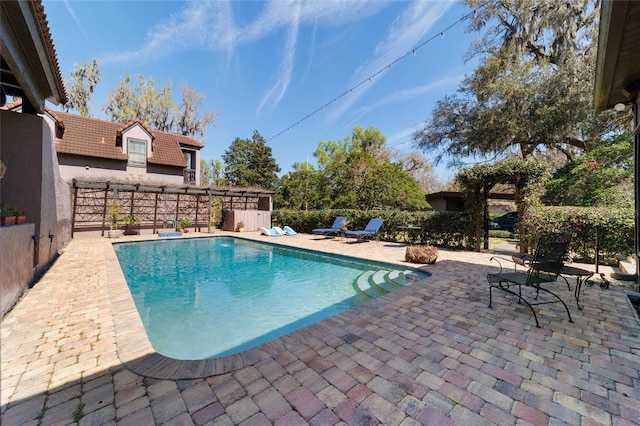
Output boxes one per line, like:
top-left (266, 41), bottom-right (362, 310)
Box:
top-left (106, 233), bottom-right (427, 379)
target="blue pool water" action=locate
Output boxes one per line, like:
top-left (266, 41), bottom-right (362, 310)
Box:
top-left (114, 237), bottom-right (424, 360)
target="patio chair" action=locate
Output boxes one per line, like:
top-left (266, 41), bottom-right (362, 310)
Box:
top-left (345, 218), bottom-right (385, 243)
top-left (312, 216), bottom-right (348, 237)
top-left (261, 227), bottom-right (285, 236)
top-left (487, 233), bottom-right (573, 328)
top-left (273, 226), bottom-right (297, 236)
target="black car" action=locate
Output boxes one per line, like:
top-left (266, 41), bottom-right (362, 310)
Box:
top-left (492, 212), bottom-right (518, 230)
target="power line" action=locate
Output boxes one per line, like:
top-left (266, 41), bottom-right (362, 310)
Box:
top-left (267, 5), bottom-right (483, 142)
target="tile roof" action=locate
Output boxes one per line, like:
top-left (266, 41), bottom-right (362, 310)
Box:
top-left (50, 110), bottom-right (203, 167)
top-left (33, 0), bottom-right (68, 103)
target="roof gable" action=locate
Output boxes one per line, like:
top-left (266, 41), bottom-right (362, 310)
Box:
top-left (118, 119), bottom-right (154, 140)
top-left (50, 110), bottom-right (203, 167)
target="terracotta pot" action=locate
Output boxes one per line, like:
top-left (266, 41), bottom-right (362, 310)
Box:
top-left (1, 216), bottom-right (16, 226)
top-left (16, 215), bottom-right (26, 224)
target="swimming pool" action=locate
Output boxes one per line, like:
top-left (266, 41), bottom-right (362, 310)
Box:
top-left (113, 237), bottom-right (428, 360)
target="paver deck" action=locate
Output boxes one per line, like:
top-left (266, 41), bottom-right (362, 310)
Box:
top-left (2, 232), bottom-right (639, 425)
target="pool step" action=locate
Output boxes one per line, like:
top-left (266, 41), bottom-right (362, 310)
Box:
top-left (354, 269), bottom-right (420, 299)
top-left (369, 270), bottom-right (402, 294)
top-left (354, 271), bottom-right (386, 298)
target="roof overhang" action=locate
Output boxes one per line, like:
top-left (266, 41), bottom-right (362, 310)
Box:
top-left (0, 0), bottom-right (67, 113)
top-left (594, 0), bottom-right (640, 111)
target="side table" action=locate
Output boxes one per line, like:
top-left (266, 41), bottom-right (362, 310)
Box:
top-left (397, 225), bottom-right (421, 245)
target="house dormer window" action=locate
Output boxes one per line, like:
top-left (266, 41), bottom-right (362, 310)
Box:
top-left (128, 138), bottom-right (146, 167)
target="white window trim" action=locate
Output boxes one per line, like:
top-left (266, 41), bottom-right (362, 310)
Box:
top-left (128, 138), bottom-right (147, 167)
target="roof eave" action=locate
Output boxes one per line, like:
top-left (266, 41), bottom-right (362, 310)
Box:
top-left (0, 0), bottom-right (67, 112)
top-left (594, 0), bottom-right (640, 112)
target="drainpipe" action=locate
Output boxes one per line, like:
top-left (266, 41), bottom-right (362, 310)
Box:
top-left (31, 234), bottom-right (42, 269)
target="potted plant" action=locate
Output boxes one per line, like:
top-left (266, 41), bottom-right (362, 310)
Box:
top-left (106, 202), bottom-right (123, 238)
top-left (15, 209), bottom-right (26, 224)
top-left (1, 203), bottom-right (18, 226)
top-left (123, 214), bottom-right (141, 235)
top-left (236, 221), bottom-right (245, 232)
top-left (208, 198), bottom-right (222, 233)
top-left (176, 217), bottom-right (192, 233)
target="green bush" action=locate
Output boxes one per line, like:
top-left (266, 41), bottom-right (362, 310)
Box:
top-left (521, 206), bottom-right (633, 265)
top-left (489, 230), bottom-right (512, 238)
top-left (275, 207), bottom-right (633, 266)
top-left (273, 209), bottom-right (474, 248)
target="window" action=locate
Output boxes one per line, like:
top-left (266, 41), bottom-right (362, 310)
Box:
top-left (128, 139), bottom-right (146, 166)
top-left (183, 151), bottom-right (192, 169)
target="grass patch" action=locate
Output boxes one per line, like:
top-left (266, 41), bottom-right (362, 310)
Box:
top-left (489, 230), bottom-right (512, 238)
top-left (73, 402), bottom-right (84, 422)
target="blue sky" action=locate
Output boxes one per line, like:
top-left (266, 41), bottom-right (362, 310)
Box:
top-left (43, 0), bottom-right (481, 180)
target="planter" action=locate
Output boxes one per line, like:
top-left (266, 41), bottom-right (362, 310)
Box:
top-left (208, 226), bottom-right (217, 233)
top-left (16, 215), bottom-right (26, 224)
top-left (1, 216), bottom-right (16, 226)
top-left (237, 227), bottom-right (244, 233)
top-left (124, 223), bottom-right (140, 235)
top-left (108, 229), bottom-right (122, 238)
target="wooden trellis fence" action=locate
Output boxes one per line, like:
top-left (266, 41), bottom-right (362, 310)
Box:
top-left (70, 180), bottom-right (273, 237)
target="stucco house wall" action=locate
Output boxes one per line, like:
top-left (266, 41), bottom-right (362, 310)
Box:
top-left (57, 154), bottom-right (185, 186)
top-left (1, 111), bottom-right (71, 317)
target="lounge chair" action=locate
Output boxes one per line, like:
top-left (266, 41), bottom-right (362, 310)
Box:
top-left (274, 226), bottom-right (297, 236)
top-left (284, 226), bottom-right (297, 235)
top-left (344, 218), bottom-right (385, 242)
top-left (487, 233), bottom-right (573, 328)
top-left (261, 227), bottom-right (285, 236)
top-left (312, 216), bottom-right (348, 237)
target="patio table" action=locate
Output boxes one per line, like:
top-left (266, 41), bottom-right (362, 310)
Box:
top-left (397, 225), bottom-right (421, 245)
top-left (560, 265), bottom-right (609, 311)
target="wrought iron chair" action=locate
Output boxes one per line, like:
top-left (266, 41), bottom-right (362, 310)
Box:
top-left (487, 233), bottom-right (573, 328)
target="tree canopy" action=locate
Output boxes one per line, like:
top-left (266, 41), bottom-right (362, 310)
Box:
top-left (200, 159), bottom-right (228, 186)
top-left (275, 126), bottom-right (428, 210)
top-left (63, 59), bottom-right (101, 117)
top-left (63, 60), bottom-right (217, 138)
top-left (223, 131), bottom-right (281, 189)
top-left (544, 133), bottom-right (633, 208)
top-left (413, 0), bottom-right (629, 166)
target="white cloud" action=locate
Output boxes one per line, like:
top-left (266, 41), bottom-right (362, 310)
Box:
top-left (353, 74), bottom-right (462, 117)
top-left (101, 0), bottom-right (387, 109)
top-left (103, 0), bottom-right (382, 64)
top-left (327, 0), bottom-right (454, 122)
top-left (63, 0), bottom-right (87, 38)
top-left (257, 3), bottom-right (301, 113)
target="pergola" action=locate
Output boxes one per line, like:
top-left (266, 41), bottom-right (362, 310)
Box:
top-left (594, 0), bottom-right (640, 289)
top-left (70, 179), bottom-right (274, 236)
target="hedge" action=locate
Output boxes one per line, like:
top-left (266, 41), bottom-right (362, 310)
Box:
top-left (272, 209), bottom-right (475, 248)
top-left (273, 207), bottom-right (634, 265)
top-left (520, 206), bottom-right (633, 265)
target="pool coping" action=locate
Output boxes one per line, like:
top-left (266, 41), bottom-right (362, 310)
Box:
top-left (106, 233), bottom-right (426, 379)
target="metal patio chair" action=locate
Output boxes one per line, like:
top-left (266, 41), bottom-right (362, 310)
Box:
top-left (487, 233), bottom-right (573, 328)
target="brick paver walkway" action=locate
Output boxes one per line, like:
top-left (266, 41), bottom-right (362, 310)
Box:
top-left (2, 232), bottom-right (639, 425)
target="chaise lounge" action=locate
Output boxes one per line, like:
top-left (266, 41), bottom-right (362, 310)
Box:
top-left (344, 218), bottom-right (385, 242)
top-left (312, 216), bottom-right (348, 237)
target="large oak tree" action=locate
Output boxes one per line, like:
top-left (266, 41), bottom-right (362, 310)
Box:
top-left (413, 0), bottom-right (629, 166)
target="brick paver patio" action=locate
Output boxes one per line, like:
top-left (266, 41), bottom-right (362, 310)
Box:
top-left (2, 232), bottom-right (639, 425)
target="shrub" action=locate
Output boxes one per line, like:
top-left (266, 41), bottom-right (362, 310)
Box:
top-left (521, 206), bottom-right (633, 265)
top-left (273, 209), bottom-right (475, 248)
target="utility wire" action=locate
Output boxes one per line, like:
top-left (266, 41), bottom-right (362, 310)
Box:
top-left (267, 4), bottom-right (484, 142)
